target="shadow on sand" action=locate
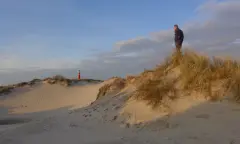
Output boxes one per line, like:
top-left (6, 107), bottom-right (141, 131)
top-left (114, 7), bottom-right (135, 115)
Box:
top-left (0, 118), bottom-right (31, 125)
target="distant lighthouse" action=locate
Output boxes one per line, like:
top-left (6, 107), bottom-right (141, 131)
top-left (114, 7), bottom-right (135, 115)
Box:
top-left (78, 70), bottom-right (81, 80)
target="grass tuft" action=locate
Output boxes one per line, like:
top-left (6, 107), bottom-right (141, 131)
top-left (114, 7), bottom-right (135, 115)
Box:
top-left (134, 49), bottom-right (240, 108)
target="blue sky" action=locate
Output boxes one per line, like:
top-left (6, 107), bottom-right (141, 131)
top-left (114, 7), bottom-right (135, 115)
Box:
top-left (0, 0), bottom-right (207, 61)
top-left (0, 0), bottom-right (240, 84)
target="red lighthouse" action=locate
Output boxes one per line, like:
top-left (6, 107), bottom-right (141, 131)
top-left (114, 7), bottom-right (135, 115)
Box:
top-left (78, 70), bottom-right (81, 80)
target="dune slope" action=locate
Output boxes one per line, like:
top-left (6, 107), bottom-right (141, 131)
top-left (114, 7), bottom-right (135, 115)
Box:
top-left (1, 82), bottom-right (102, 114)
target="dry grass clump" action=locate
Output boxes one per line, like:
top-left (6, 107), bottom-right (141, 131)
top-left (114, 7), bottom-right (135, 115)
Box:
top-left (28, 79), bottom-right (42, 85)
top-left (43, 75), bottom-right (71, 86)
top-left (0, 86), bottom-right (14, 95)
top-left (180, 51), bottom-right (212, 90)
top-left (134, 79), bottom-right (177, 109)
top-left (97, 84), bottom-right (112, 100)
top-left (0, 79), bottom-right (42, 96)
top-left (137, 70), bottom-right (155, 81)
top-left (229, 70), bottom-right (240, 102)
top-left (132, 57), bottom-right (178, 86)
top-left (81, 79), bottom-right (103, 83)
top-left (134, 49), bottom-right (240, 108)
top-left (126, 75), bottom-right (137, 84)
top-left (180, 50), bottom-right (240, 100)
top-left (52, 75), bottom-right (69, 81)
top-left (96, 77), bottom-right (126, 100)
top-left (10, 79), bottom-right (42, 88)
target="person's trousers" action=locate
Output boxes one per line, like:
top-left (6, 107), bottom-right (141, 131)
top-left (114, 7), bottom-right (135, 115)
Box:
top-left (175, 42), bottom-right (183, 52)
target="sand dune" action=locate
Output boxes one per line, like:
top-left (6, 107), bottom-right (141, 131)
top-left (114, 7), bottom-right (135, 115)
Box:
top-left (1, 81), bottom-right (240, 144)
top-left (0, 82), bottom-right (102, 114)
top-left (2, 52), bottom-right (240, 144)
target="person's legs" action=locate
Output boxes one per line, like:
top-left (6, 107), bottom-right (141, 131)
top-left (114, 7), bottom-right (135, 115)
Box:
top-left (175, 42), bottom-right (183, 63)
top-left (175, 42), bottom-right (182, 53)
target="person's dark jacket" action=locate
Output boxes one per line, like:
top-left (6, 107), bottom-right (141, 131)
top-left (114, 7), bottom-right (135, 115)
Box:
top-left (174, 28), bottom-right (184, 44)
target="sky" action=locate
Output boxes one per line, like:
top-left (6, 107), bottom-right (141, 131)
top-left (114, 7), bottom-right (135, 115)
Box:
top-left (0, 0), bottom-right (240, 84)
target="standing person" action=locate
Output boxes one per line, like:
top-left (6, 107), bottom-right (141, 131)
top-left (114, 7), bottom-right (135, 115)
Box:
top-left (174, 24), bottom-right (184, 52)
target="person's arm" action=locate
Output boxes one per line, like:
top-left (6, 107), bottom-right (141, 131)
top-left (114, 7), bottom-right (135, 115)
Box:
top-left (175, 31), bottom-right (181, 42)
top-left (179, 30), bottom-right (184, 42)
top-left (174, 31), bottom-right (177, 42)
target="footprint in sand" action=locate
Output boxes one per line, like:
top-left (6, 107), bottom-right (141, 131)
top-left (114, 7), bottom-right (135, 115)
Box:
top-left (83, 114), bottom-right (88, 117)
top-left (195, 114), bottom-right (210, 119)
top-left (111, 116), bottom-right (118, 121)
top-left (112, 105), bottom-right (121, 110)
top-left (120, 122), bottom-right (130, 128)
top-left (69, 123), bottom-right (78, 128)
top-left (83, 113), bottom-right (92, 118)
top-left (188, 136), bottom-right (198, 140)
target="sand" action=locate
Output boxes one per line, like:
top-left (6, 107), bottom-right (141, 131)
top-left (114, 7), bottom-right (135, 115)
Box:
top-left (0, 83), bottom-right (101, 114)
top-left (1, 81), bottom-right (240, 144)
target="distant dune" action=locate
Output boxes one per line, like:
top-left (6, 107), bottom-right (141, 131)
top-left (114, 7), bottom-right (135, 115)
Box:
top-left (1, 82), bottom-right (102, 114)
top-left (0, 75), bottom-right (102, 96)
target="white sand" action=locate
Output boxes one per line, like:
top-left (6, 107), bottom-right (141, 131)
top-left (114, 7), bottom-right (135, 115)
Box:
top-left (1, 82), bottom-right (240, 144)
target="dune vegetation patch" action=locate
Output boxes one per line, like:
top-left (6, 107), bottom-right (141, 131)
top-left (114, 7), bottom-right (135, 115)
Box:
top-left (43, 75), bottom-right (71, 87)
top-left (0, 86), bottom-right (14, 95)
top-left (132, 49), bottom-right (240, 109)
top-left (0, 79), bottom-right (42, 96)
top-left (43, 75), bottom-right (103, 87)
top-left (96, 77), bottom-right (126, 100)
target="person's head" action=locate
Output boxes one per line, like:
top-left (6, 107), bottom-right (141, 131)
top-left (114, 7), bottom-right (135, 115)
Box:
top-left (174, 24), bottom-right (178, 31)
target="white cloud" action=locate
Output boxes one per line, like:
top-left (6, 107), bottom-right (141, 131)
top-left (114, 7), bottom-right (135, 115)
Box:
top-left (233, 39), bottom-right (240, 44)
